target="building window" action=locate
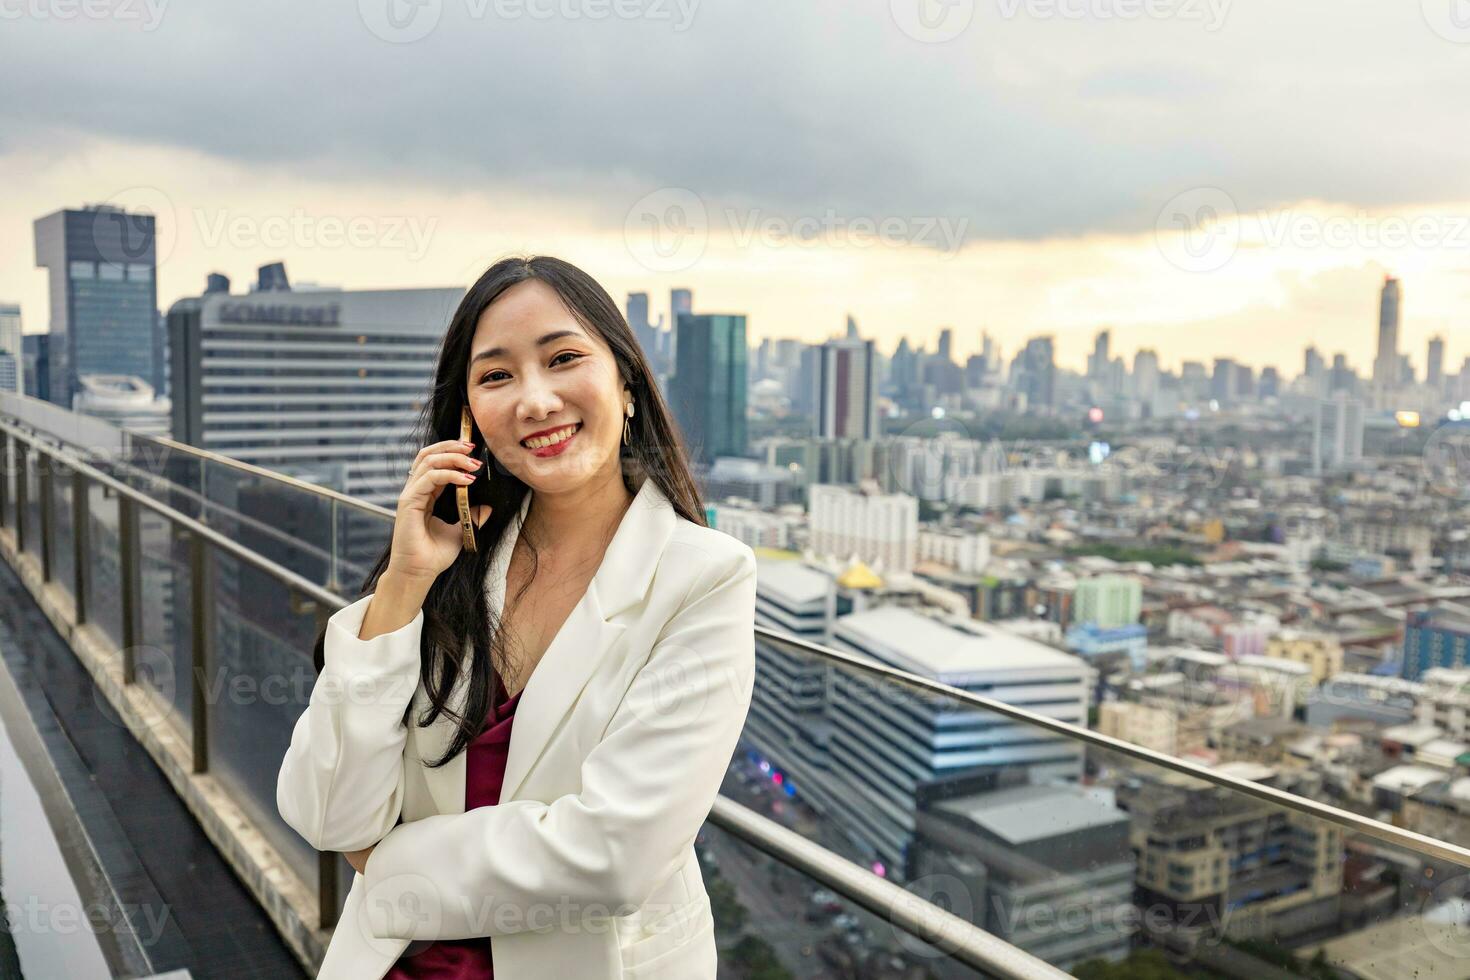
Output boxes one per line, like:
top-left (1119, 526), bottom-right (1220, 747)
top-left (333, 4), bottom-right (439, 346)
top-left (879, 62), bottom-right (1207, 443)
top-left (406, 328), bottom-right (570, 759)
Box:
top-left (69, 260), bottom-right (95, 279)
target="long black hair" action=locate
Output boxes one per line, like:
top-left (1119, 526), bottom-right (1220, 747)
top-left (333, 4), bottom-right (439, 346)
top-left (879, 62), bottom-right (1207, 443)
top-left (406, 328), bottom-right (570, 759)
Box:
top-left (311, 255), bottom-right (707, 767)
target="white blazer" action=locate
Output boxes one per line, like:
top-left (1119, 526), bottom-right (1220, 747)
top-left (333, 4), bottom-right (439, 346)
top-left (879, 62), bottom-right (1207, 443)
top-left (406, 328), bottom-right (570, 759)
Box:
top-left (276, 477), bottom-right (757, 979)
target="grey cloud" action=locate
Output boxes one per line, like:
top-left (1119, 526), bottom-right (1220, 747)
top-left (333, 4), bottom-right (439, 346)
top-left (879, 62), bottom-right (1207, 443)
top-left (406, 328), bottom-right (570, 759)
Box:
top-left (1, 0), bottom-right (1466, 243)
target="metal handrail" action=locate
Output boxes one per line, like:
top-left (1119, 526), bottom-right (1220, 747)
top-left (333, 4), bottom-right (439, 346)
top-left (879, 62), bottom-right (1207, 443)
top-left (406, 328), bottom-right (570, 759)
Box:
top-left (125, 432), bottom-right (395, 520)
top-left (13, 410), bottom-right (1470, 871)
top-left (753, 625), bottom-right (1470, 870)
top-left (1, 422), bottom-right (345, 614)
top-left (710, 796), bottom-right (1071, 979)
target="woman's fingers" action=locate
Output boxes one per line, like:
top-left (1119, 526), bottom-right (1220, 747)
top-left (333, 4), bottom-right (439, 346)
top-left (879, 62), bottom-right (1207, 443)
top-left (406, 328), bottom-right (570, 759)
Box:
top-left (408, 449), bottom-right (480, 482)
top-left (401, 466), bottom-right (475, 512)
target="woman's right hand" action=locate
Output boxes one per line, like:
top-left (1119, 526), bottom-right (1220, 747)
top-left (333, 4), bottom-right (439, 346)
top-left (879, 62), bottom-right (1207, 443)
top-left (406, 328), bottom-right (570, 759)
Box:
top-left (385, 438), bottom-right (492, 585)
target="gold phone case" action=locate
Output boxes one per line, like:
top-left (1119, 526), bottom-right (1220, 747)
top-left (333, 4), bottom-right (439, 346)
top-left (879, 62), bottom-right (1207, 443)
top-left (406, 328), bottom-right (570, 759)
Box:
top-left (458, 406), bottom-right (478, 553)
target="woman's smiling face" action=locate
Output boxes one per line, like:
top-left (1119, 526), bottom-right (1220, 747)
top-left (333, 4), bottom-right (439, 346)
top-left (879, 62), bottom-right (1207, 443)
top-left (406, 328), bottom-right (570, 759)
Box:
top-left (465, 279), bottom-right (627, 493)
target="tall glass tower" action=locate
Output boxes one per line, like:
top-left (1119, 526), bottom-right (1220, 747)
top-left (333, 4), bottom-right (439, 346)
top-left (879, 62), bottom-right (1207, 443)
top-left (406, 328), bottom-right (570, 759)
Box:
top-left (34, 205), bottom-right (158, 408)
top-left (1373, 275), bottom-right (1401, 387)
top-left (670, 313), bottom-right (747, 465)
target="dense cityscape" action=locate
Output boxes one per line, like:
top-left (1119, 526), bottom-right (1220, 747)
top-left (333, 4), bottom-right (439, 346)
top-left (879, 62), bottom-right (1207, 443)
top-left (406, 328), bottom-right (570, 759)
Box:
top-left (7, 201), bottom-right (1470, 979)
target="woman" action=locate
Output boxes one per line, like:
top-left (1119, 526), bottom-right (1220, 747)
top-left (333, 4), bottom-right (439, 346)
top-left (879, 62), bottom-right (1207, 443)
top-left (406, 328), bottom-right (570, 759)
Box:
top-left (276, 255), bottom-right (757, 980)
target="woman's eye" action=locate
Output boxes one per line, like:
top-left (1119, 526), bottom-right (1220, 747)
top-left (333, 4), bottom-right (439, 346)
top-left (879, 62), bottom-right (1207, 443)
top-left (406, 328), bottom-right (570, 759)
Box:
top-left (551, 352), bottom-right (582, 367)
top-left (480, 370), bottom-right (508, 384)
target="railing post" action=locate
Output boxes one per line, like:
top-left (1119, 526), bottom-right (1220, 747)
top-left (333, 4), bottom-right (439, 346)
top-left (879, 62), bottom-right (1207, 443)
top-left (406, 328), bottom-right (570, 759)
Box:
top-left (328, 498), bottom-right (339, 593)
top-left (318, 852), bottom-right (340, 930)
top-left (314, 602), bottom-right (340, 929)
top-left (119, 495), bottom-right (140, 683)
top-left (0, 429), bottom-right (9, 530)
top-left (13, 443), bottom-right (24, 555)
top-left (189, 528), bottom-right (210, 773)
top-left (37, 448), bottom-right (52, 582)
top-left (72, 468), bottom-right (89, 625)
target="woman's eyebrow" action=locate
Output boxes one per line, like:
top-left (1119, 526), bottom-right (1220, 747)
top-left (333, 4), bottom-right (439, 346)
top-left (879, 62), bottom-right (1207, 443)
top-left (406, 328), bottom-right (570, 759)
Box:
top-left (470, 329), bottom-right (583, 366)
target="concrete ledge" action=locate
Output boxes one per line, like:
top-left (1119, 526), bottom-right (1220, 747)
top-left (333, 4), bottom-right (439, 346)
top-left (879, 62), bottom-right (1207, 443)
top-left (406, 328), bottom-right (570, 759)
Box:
top-left (0, 526), bottom-right (330, 976)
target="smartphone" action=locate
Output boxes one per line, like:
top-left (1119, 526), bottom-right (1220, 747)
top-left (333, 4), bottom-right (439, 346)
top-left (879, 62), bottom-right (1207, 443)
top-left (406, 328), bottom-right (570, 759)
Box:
top-left (456, 405), bottom-right (478, 553)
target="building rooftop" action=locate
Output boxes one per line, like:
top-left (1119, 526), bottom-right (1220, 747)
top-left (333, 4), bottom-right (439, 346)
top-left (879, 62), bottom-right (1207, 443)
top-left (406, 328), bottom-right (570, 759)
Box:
top-left (835, 606), bottom-right (1086, 681)
top-left (935, 783), bottom-right (1126, 845)
top-left (1381, 723), bottom-right (1443, 747)
top-left (1371, 764), bottom-right (1446, 794)
top-left (754, 558), bottom-right (831, 605)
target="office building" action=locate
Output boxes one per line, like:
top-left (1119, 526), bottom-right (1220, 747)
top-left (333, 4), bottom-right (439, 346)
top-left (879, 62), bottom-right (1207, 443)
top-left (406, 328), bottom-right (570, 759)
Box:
top-left (1118, 767), bottom-right (1342, 943)
top-left (825, 606), bottom-right (1090, 880)
top-left (1312, 391), bottom-right (1364, 474)
top-left (916, 527), bottom-right (991, 574)
top-left (34, 205), bottom-right (159, 408)
top-left (1074, 575), bottom-right (1142, 629)
top-left (915, 785), bottom-right (1135, 970)
top-left (21, 333), bottom-right (49, 401)
top-left (625, 291), bottom-right (661, 370)
top-left (1266, 630), bottom-right (1344, 684)
top-left (808, 483), bottom-right (917, 572)
top-left (746, 559), bottom-right (852, 817)
top-left (701, 456), bottom-right (798, 509)
top-left (1014, 337), bottom-right (1055, 412)
top-left (0, 305), bottom-right (20, 394)
top-left (669, 313), bottom-right (747, 464)
top-left (165, 268), bottom-right (463, 506)
top-left (667, 287), bottom-right (691, 364)
top-left (707, 502), bottom-right (801, 551)
top-left (1403, 605), bottom-right (1470, 680)
top-left (814, 337), bottom-right (878, 440)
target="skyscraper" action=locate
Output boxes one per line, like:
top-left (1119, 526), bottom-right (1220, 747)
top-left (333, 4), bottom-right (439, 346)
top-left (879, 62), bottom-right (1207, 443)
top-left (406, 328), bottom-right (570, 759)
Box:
top-left (670, 313), bottom-right (747, 464)
top-left (1312, 391), bottom-right (1365, 475)
top-left (1211, 358), bottom-right (1237, 404)
top-left (1133, 349), bottom-right (1160, 407)
top-left (1429, 336), bottom-right (1446, 391)
top-left (1373, 276), bottom-right (1401, 387)
top-left (34, 205), bottom-right (159, 408)
top-left (1304, 346), bottom-right (1324, 377)
top-left (625, 292), bottom-right (660, 363)
top-left (1088, 329), bottom-right (1111, 379)
top-left (1015, 336), bottom-right (1055, 412)
top-left (814, 337), bottom-right (878, 439)
top-left (0, 305), bottom-right (20, 394)
top-left (668, 287), bottom-right (692, 367)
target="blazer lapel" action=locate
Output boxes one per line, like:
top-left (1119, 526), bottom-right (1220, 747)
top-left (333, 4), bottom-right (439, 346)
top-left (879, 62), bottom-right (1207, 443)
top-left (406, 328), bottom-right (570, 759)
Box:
top-left (416, 477), bottom-right (678, 814)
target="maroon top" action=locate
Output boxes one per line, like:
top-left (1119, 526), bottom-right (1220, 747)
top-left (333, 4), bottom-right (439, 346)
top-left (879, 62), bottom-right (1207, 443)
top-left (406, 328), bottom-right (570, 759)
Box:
top-left (385, 673), bottom-right (522, 979)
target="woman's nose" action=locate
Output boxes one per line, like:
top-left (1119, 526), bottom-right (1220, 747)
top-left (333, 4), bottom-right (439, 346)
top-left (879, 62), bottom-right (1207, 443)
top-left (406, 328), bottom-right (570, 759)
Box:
top-left (517, 376), bottom-right (563, 420)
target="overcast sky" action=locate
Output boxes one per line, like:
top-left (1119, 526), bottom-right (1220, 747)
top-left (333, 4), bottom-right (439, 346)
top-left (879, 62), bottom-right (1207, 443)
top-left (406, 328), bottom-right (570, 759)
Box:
top-left (2, 0), bottom-right (1468, 372)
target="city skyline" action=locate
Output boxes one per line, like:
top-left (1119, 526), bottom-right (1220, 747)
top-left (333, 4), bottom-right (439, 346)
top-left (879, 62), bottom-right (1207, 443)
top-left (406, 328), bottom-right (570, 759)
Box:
top-left (3, 183), bottom-right (1460, 379)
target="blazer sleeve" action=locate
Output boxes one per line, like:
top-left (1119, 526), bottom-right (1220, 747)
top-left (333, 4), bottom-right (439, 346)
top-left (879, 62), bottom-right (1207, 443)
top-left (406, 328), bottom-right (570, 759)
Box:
top-left (275, 592), bottom-right (423, 853)
top-left (359, 545), bottom-right (757, 942)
